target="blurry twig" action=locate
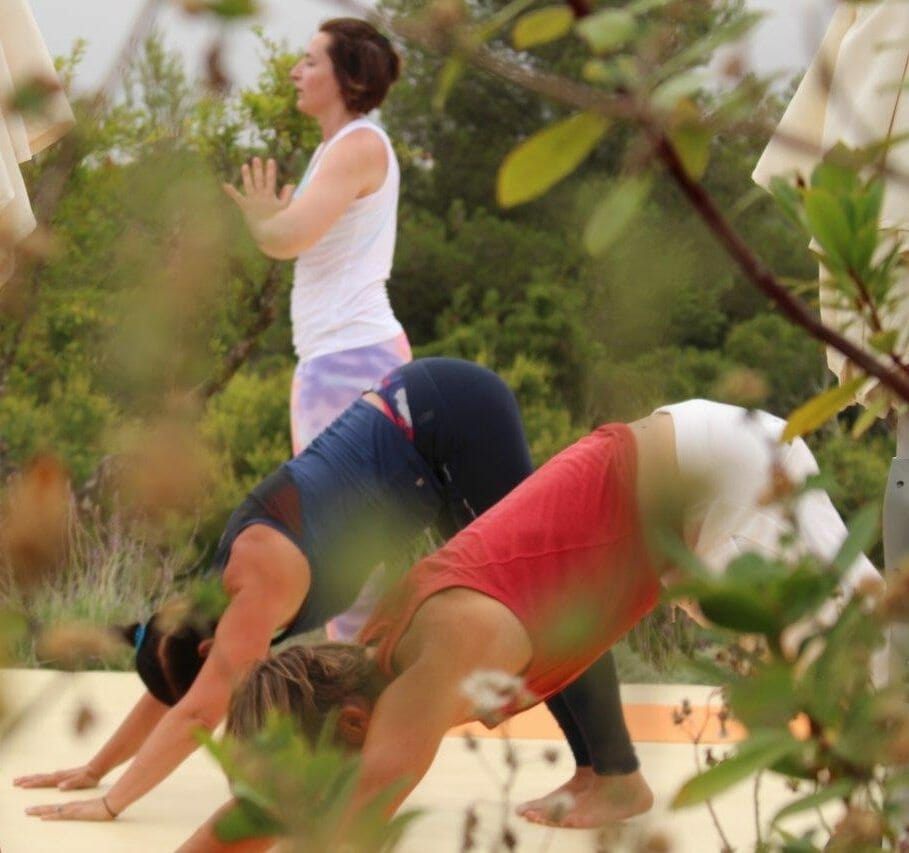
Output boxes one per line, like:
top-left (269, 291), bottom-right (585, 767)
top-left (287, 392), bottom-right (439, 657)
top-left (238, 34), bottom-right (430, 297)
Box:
top-left (674, 689), bottom-right (734, 852)
top-left (195, 259), bottom-right (285, 401)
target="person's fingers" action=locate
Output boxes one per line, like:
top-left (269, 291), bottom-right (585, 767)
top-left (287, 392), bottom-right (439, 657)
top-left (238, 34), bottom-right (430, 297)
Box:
top-left (251, 157), bottom-right (264, 190)
top-left (14, 773), bottom-right (59, 788)
top-left (279, 183), bottom-right (295, 205)
top-left (25, 803), bottom-right (62, 816)
top-left (240, 162), bottom-right (253, 195)
top-left (265, 158), bottom-right (277, 192)
top-left (222, 183), bottom-right (244, 206)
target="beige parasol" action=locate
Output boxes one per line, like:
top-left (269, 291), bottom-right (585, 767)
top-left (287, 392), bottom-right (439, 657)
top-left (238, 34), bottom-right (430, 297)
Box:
top-left (752, 0), bottom-right (909, 409)
top-left (0, 0), bottom-right (75, 287)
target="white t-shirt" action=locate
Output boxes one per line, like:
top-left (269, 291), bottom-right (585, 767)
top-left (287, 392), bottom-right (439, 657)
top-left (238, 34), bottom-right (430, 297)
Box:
top-left (655, 399), bottom-right (885, 681)
top-left (290, 117), bottom-right (403, 362)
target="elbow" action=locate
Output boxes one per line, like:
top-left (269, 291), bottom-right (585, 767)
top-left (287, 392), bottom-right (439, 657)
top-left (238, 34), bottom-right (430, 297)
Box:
top-left (259, 243), bottom-right (300, 261)
top-left (176, 699), bottom-right (226, 734)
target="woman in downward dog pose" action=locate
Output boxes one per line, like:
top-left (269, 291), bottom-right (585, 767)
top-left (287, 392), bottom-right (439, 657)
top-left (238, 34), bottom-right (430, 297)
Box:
top-left (181, 399), bottom-right (880, 851)
top-left (16, 358), bottom-right (538, 824)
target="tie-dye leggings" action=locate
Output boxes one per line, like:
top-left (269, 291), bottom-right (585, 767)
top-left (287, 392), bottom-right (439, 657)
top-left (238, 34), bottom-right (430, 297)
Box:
top-left (290, 332), bottom-right (412, 456)
top-left (291, 333), bottom-right (411, 641)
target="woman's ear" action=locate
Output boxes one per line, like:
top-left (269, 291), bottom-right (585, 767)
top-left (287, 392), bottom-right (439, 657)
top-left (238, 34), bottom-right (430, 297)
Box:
top-left (197, 637), bottom-right (215, 658)
top-left (337, 696), bottom-right (373, 748)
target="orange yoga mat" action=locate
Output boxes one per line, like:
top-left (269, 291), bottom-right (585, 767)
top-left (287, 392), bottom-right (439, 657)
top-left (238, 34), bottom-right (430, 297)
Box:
top-left (449, 702), bottom-right (748, 745)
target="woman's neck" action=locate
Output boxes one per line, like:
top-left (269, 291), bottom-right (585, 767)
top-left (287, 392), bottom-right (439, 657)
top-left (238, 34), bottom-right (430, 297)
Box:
top-left (317, 106), bottom-right (364, 142)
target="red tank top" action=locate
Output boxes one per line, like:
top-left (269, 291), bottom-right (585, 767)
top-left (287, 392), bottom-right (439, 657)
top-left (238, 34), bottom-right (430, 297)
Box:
top-left (360, 424), bottom-right (661, 713)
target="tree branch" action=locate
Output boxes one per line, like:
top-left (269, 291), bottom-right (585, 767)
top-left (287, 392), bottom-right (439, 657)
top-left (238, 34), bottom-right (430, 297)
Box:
top-left (648, 128), bottom-right (909, 403)
top-left (377, 12), bottom-right (909, 407)
top-left (195, 260), bottom-right (285, 401)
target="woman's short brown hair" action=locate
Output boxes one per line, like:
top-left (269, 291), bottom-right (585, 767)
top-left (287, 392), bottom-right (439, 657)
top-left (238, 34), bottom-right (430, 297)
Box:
top-left (319, 18), bottom-right (401, 114)
top-left (227, 643), bottom-right (383, 745)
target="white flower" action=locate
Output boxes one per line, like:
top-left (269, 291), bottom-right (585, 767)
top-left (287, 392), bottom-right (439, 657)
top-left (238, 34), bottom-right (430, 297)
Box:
top-left (460, 669), bottom-right (526, 715)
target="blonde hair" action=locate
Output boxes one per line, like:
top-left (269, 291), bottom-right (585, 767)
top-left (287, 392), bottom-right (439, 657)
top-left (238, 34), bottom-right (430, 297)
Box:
top-left (227, 643), bottom-right (382, 744)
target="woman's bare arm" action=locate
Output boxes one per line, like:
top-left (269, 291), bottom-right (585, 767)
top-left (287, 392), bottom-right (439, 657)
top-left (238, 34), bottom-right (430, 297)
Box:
top-left (223, 129), bottom-right (388, 260)
top-left (25, 526), bottom-right (310, 822)
top-left (13, 690), bottom-right (168, 790)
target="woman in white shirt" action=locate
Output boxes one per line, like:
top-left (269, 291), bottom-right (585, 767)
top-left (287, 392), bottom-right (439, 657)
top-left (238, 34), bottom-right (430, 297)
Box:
top-left (224, 17), bottom-right (410, 456)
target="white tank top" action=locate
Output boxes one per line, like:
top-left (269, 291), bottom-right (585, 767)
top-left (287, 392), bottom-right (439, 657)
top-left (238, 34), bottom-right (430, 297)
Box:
top-left (290, 117), bottom-right (403, 361)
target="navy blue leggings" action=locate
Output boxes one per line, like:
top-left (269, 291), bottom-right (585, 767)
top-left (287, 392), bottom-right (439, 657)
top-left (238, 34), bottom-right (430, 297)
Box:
top-left (391, 358), bottom-right (534, 536)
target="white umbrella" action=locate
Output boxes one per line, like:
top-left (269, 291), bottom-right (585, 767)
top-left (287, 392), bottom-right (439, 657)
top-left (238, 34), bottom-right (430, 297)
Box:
top-left (0, 0), bottom-right (75, 287)
top-left (753, 0), bottom-right (909, 410)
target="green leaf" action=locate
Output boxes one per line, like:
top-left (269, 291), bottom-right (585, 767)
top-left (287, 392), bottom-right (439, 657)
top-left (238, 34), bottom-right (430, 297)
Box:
top-left (672, 729), bottom-right (801, 808)
top-left (769, 177), bottom-right (808, 231)
top-left (215, 799), bottom-right (284, 842)
top-left (668, 101), bottom-right (711, 180)
top-left (782, 377), bottom-right (868, 441)
top-left (776, 568), bottom-right (839, 626)
top-left (869, 329), bottom-right (899, 354)
top-left (497, 112), bottom-right (609, 208)
top-left (651, 71), bottom-right (705, 112)
top-left (804, 188), bottom-right (854, 270)
top-left (727, 664), bottom-right (799, 729)
top-left (433, 56), bottom-right (467, 112)
top-left (771, 779), bottom-right (853, 826)
top-left (811, 155), bottom-right (860, 196)
top-left (575, 9), bottom-right (637, 53)
top-left (725, 551), bottom-right (788, 586)
top-left (778, 830), bottom-right (824, 853)
top-left (801, 602), bottom-right (882, 727)
top-left (583, 174), bottom-right (651, 256)
top-left (699, 588), bottom-right (781, 636)
top-left (831, 505), bottom-right (879, 577)
top-left (512, 6), bottom-right (574, 49)
top-left (851, 396), bottom-right (890, 438)
top-left (771, 749), bottom-right (821, 782)
top-left (581, 56), bottom-right (639, 88)
top-left (205, 0), bottom-right (260, 19)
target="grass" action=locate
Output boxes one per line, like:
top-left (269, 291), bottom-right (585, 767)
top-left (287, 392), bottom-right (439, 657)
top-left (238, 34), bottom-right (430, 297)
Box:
top-left (0, 499), bottom-right (192, 669)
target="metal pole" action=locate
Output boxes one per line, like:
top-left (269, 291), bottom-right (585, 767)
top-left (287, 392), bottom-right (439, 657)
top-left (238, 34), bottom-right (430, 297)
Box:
top-left (885, 411), bottom-right (909, 682)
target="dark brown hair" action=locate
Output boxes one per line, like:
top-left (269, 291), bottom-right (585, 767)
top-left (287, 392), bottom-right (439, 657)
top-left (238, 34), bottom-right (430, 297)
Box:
top-left (227, 643), bottom-right (385, 745)
top-left (319, 18), bottom-right (400, 114)
top-left (121, 611), bottom-right (216, 706)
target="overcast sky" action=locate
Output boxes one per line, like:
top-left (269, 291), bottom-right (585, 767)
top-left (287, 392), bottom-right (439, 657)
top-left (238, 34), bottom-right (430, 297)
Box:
top-left (27, 0), bottom-right (837, 94)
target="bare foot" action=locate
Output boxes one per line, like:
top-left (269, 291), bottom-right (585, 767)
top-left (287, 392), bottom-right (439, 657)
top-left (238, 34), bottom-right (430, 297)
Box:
top-left (517, 769), bottom-right (654, 828)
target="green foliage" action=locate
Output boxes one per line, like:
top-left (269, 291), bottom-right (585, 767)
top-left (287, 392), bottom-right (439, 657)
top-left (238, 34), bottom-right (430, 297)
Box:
top-left (200, 712), bottom-right (418, 850)
top-left (661, 503), bottom-right (903, 848)
top-left (673, 729), bottom-right (803, 809)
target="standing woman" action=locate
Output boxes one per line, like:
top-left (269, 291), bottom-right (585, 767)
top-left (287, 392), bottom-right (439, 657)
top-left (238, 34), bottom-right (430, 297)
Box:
top-left (224, 17), bottom-right (410, 456)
